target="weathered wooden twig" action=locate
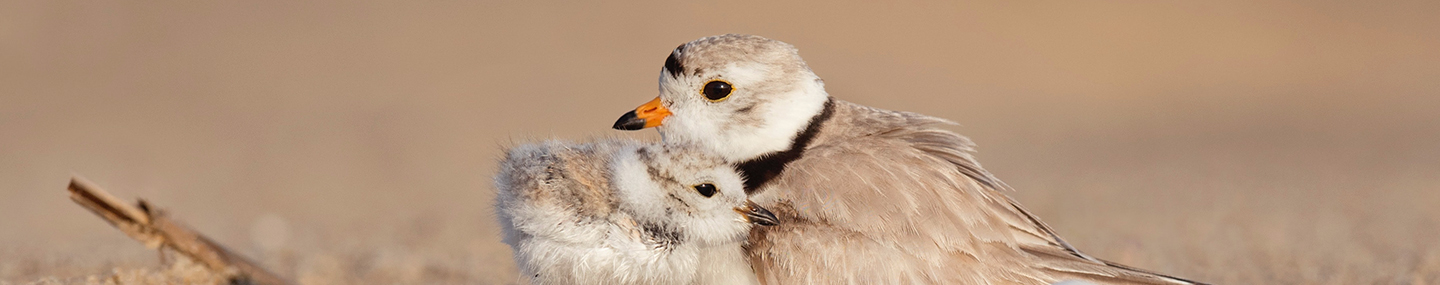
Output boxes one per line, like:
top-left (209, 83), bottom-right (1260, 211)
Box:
top-left (67, 175), bottom-right (291, 285)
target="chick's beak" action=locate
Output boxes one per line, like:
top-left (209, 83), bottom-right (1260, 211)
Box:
top-left (735, 200), bottom-right (780, 226)
top-left (613, 97), bottom-right (670, 130)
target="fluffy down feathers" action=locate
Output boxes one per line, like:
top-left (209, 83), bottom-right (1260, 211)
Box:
top-left (494, 140), bottom-right (761, 285)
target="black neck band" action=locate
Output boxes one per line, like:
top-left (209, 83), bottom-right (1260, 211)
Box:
top-left (736, 97), bottom-right (835, 194)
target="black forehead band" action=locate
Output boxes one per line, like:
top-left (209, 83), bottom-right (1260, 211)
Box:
top-left (664, 44), bottom-right (686, 78)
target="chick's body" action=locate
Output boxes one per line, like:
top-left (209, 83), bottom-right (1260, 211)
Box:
top-left (494, 140), bottom-right (761, 285)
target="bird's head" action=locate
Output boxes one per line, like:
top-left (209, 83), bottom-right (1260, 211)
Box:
top-left (611, 143), bottom-right (778, 246)
top-left (614, 34), bottom-right (830, 162)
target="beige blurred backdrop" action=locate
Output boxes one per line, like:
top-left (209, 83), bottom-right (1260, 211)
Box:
top-left (3, 1), bottom-right (1438, 284)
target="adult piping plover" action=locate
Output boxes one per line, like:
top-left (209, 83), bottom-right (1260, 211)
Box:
top-left (613, 34), bottom-right (1204, 285)
top-left (494, 139), bottom-right (778, 285)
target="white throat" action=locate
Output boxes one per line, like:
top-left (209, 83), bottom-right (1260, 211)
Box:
top-left (666, 80), bottom-right (828, 163)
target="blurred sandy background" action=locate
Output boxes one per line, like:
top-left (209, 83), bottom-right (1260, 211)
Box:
top-left (3, 1), bottom-right (1438, 284)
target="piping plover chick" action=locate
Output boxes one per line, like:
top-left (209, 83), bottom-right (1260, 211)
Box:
top-left (494, 140), bottom-right (777, 285)
top-left (613, 34), bottom-right (1203, 285)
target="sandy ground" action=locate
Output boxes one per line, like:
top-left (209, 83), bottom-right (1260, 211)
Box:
top-left (2, 1), bottom-right (1438, 284)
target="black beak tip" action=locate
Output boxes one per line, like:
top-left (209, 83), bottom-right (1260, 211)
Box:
top-left (613, 110), bottom-right (646, 131)
top-left (749, 205), bottom-right (780, 226)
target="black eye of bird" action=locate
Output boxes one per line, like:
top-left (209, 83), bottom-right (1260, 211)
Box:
top-left (702, 80), bottom-right (733, 101)
top-left (693, 183), bottom-right (717, 198)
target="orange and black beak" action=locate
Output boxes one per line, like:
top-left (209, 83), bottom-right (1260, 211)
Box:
top-left (613, 97), bottom-right (670, 130)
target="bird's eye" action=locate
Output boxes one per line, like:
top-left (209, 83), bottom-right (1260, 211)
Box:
top-left (692, 183), bottom-right (718, 198)
top-left (701, 80), bottom-right (733, 102)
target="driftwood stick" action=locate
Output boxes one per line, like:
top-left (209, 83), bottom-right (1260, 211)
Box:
top-left (67, 175), bottom-right (290, 285)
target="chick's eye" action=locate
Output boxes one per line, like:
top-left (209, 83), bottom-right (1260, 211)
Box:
top-left (693, 183), bottom-right (718, 198)
top-left (701, 80), bottom-right (733, 101)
